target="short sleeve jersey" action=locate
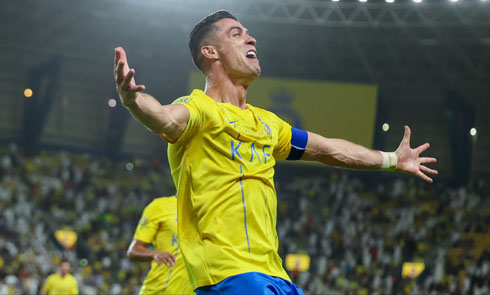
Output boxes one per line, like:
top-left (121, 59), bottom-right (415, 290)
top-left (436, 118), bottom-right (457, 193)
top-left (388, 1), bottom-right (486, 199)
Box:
top-left (133, 196), bottom-right (193, 295)
top-left (41, 273), bottom-right (78, 295)
top-left (161, 89), bottom-right (293, 289)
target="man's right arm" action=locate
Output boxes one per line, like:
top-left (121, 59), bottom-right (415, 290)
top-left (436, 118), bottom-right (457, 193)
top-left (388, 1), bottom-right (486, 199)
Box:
top-left (114, 47), bottom-right (189, 141)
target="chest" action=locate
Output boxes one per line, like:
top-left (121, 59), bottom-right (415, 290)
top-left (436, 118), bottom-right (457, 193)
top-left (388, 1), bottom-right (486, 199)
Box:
top-left (201, 106), bottom-right (278, 164)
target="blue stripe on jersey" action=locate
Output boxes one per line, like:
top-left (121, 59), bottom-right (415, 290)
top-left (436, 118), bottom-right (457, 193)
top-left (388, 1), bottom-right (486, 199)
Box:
top-left (161, 248), bottom-right (179, 294)
top-left (239, 165), bottom-right (252, 256)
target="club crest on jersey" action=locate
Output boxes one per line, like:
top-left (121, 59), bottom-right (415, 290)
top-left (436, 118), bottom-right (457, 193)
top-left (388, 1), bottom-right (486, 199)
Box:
top-left (257, 116), bottom-right (272, 140)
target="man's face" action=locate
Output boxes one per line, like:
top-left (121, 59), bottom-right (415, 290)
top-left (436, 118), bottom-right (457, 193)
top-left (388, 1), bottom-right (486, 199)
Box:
top-left (211, 18), bottom-right (261, 81)
top-left (60, 262), bottom-right (71, 275)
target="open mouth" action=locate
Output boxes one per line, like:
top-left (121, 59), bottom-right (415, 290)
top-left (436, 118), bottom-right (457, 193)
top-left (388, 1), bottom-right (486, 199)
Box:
top-left (246, 50), bottom-right (257, 59)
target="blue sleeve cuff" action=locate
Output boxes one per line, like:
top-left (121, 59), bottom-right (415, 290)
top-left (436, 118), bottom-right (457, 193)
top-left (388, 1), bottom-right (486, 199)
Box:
top-left (286, 127), bottom-right (308, 160)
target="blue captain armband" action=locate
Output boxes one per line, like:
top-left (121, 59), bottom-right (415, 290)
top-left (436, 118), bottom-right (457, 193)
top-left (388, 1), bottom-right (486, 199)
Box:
top-left (286, 127), bottom-right (308, 160)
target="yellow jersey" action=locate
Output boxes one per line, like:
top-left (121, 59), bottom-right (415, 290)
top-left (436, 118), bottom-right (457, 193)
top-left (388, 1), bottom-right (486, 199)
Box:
top-left (41, 273), bottom-right (78, 295)
top-left (162, 89), bottom-right (293, 289)
top-left (133, 196), bottom-right (193, 295)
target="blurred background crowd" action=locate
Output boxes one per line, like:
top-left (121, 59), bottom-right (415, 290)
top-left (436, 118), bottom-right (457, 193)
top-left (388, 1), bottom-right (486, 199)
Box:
top-left (1, 144), bottom-right (488, 294)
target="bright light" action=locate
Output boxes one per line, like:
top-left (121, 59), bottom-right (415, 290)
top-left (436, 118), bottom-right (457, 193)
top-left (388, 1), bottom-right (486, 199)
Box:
top-left (24, 88), bottom-right (33, 98)
top-left (126, 162), bottom-right (134, 171)
top-left (450, 0), bottom-right (458, 2)
top-left (386, 0), bottom-right (395, 3)
top-left (332, 0), bottom-right (340, 2)
top-left (382, 123), bottom-right (390, 132)
top-left (108, 99), bottom-right (117, 107)
top-left (413, 0), bottom-right (422, 3)
top-left (359, 0), bottom-right (367, 2)
top-left (470, 128), bottom-right (477, 136)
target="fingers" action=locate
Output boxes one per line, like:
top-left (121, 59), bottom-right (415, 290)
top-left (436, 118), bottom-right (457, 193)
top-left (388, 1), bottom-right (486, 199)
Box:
top-left (118, 68), bottom-right (146, 93)
top-left (415, 143), bottom-right (430, 154)
top-left (121, 68), bottom-right (135, 89)
top-left (114, 47), bottom-right (130, 84)
top-left (420, 157), bottom-right (437, 164)
top-left (420, 165), bottom-right (438, 176)
top-left (168, 254), bottom-right (176, 265)
top-left (402, 125), bottom-right (411, 146)
top-left (114, 47), bottom-right (127, 67)
top-left (162, 253), bottom-right (176, 266)
top-left (416, 171), bottom-right (433, 183)
top-left (155, 256), bottom-right (170, 267)
top-left (155, 253), bottom-right (176, 267)
top-left (115, 60), bottom-right (126, 84)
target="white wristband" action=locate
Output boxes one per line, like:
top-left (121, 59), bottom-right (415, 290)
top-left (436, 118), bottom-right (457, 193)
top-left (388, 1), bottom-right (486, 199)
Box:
top-left (380, 151), bottom-right (398, 171)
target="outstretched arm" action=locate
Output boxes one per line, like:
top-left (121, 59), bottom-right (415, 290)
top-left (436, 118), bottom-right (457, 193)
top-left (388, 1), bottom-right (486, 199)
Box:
top-left (114, 47), bottom-right (189, 141)
top-left (301, 125), bottom-right (438, 183)
top-left (127, 239), bottom-right (176, 267)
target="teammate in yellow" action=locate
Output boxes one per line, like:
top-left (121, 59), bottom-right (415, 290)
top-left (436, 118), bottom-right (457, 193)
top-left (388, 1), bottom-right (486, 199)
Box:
top-left (127, 196), bottom-right (193, 295)
top-left (113, 10), bottom-right (438, 294)
top-left (40, 259), bottom-right (78, 295)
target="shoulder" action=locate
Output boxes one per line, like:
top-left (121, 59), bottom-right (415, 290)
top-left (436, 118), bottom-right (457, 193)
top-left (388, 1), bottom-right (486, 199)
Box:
top-left (171, 89), bottom-right (208, 105)
top-left (248, 104), bottom-right (280, 120)
top-left (145, 196), bottom-right (175, 216)
top-left (248, 104), bottom-right (290, 127)
top-left (153, 196), bottom-right (176, 209)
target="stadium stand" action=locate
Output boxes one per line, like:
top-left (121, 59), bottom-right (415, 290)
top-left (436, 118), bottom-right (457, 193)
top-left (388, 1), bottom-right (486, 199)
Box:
top-left (0, 145), bottom-right (488, 294)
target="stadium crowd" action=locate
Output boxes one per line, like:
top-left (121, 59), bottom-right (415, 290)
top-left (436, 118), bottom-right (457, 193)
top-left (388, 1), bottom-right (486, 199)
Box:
top-left (0, 144), bottom-right (488, 294)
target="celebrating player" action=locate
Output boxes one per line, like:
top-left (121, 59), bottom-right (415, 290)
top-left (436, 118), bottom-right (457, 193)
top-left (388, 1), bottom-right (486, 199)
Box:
top-left (41, 259), bottom-right (78, 295)
top-left (127, 196), bottom-right (193, 295)
top-left (114, 10), bottom-right (437, 295)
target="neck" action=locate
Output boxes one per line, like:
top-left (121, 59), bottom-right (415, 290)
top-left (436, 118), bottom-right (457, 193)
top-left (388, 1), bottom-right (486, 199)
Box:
top-left (60, 273), bottom-right (67, 278)
top-left (204, 70), bottom-right (250, 110)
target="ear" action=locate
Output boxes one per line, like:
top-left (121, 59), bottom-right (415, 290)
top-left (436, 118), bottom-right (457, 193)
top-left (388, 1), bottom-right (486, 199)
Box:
top-left (201, 45), bottom-right (219, 61)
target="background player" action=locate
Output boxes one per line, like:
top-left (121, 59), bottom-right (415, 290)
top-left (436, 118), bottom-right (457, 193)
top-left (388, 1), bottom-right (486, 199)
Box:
top-left (114, 10), bottom-right (437, 295)
top-left (127, 195), bottom-right (193, 295)
top-left (40, 259), bottom-right (78, 295)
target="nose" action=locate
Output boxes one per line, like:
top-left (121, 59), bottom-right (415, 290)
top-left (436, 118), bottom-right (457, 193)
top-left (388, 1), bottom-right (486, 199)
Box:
top-left (247, 35), bottom-right (256, 47)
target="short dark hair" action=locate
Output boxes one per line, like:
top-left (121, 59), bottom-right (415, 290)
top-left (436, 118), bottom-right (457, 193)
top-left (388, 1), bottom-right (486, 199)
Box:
top-left (189, 10), bottom-right (238, 72)
top-left (60, 259), bottom-right (70, 265)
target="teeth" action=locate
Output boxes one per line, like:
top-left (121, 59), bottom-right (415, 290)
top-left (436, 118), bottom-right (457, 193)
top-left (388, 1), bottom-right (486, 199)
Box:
top-left (247, 51), bottom-right (256, 57)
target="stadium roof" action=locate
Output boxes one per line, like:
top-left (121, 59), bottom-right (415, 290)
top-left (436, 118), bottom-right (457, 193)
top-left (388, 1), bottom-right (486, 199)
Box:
top-left (1, 0), bottom-right (489, 176)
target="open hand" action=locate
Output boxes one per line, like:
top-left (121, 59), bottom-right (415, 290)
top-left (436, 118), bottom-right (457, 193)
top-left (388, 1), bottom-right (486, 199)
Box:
top-left (395, 126), bottom-right (438, 183)
top-left (114, 47), bottom-right (146, 106)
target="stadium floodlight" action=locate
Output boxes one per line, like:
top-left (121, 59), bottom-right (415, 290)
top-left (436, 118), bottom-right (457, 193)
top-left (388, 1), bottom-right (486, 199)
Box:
top-left (413, 0), bottom-right (422, 3)
top-left (24, 88), bottom-right (33, 98)
top-left (359, 0), bottom-right (367, 2)
top-left (386, 0), bottom-right (395, 3)
top-left (332, 0), bottom-right (340, 2)
top-left (470, 128), bottom-right (477, 136)
top-left (450, 0), bottom-right (458, 2)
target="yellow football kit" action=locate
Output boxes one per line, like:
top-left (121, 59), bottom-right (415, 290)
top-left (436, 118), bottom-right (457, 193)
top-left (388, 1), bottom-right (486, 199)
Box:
top-left (133, 196), bottom-right (193, 295)
top-left (41, 273), bottom-right (78, 295)
top-left (161, 89), bottom-right (293, 289)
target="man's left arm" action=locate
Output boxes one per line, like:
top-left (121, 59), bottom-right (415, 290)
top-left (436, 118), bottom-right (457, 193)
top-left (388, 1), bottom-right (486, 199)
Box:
top-left (300, 125), bottom-right (438, 183)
